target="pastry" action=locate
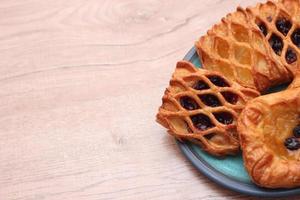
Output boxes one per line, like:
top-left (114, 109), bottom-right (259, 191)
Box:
top-left (156, 61), bottom-right (259, 156)
top-left (246, 0), bottom-right (300, 76)
top-left (196, 5), bottom-right (292, 92)
top-left (238, 88), bottom-right (300, 188)
top-left (289, 70), bottom-right (300, 88)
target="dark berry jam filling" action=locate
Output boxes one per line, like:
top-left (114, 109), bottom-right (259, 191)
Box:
top-left (204, 133), bottom-right (216, 140)
top-left (193, 80), bottom-right (209, 90)
top-left (285, 48), bottom-right (297, 64)
top-left (213, 112), bottom-right (234, 125)
top-left (269, 34), bottom-right (283, 55)
top-left (291, 28), bottom-right (300, 47)
top-left (221, 91), bottom-right (238, 105)
top-left (207, 75), bottom-right (229, 87)
top-left (198, 94), bottom-right (221, 107)
top-left (190, 114), bottom-right (214, 131)
top-left (284, 137), bottom-right (300, 150)
top-left (276, 18), bottom-right (292, 36)
top-left (293, 125), bottom-right (300, 138)
top-left (179, 96), bottom-right (199, 110)
top-left (258, 23), bottom-right (268, 36)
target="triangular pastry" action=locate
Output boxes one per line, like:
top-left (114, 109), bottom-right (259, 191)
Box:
top-left (156, 61), bottom-right (259, 156)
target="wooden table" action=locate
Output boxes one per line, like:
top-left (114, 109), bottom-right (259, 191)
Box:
top-left (0, 0), bottom-right (298, 199)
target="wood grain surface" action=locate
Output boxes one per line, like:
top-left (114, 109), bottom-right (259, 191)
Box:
top-left (0, 0), bottom-right (298, 199)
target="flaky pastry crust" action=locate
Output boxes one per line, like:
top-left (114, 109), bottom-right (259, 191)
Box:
top-left (247, 0), bottom-right (300, 76)
top-left (238, 88), bottom-right (300, 188)
top-left (196, 6), bottom-right (291, 92)
top-left (156, 61), bottom-right (259, 156)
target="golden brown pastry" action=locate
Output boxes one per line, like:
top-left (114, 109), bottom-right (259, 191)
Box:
top-left (289, 70), bottom-right (300, 88)
top-left (238, 88), bottom-right (300, 188)
top-left (246, 0), bottom-right (300, 76)
top-left (156, 61), bottom-right (259, 156)
top-left (196, 4), bottom-right (292, 92)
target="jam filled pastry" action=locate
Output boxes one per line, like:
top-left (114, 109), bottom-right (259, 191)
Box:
top-left (156, 61), bottom-right (259, 156)
top-left (238, 88), bottom-right (300, 188)
top-left (196, 5), bottom-right (292, 92)
top-left (289, 70), bottom-right (300, 89)
top-left (247, 0), bottom-right (300, 77)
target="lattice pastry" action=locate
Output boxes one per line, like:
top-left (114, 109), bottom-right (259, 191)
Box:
top-left (246, 0), bottom-right (300, 76)
top-left (196, 5), bottom-right (292, 92)
top-left (238, 88), bottom-right (300, 188)
top-left (289, 71), bottom-right (300, 88)
top-left (156, 61), bottom-right (260, 156)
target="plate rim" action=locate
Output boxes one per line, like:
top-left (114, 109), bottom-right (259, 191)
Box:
top-left (177, 46), bottom-right (300, 198)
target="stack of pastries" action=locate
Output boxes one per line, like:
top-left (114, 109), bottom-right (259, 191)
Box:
top-left (156, 0), bottom-right (300, 188)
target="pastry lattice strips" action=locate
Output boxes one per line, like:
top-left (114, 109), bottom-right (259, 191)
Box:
top-left (196, 5), bottom-right (292, 92)
top-left (289, 71), bottom-right (300, 88)
top-left (156, 61), bottom-right (259, 156)
top-left (247, 0), bottom-right (300, 75)
top-left (238, 88), bottom-right (300, 188)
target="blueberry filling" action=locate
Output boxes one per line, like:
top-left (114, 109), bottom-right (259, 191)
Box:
top-left (285, 48), bottom-right (297, 64)
top-left (276, 18), bottom-right (292, 36)
top-left (213, 112), bottom-right (234, 125)
top-left (284, 137), bottom-right (300, 150)
top-left (221, 91), bottom-right (238, 104)
top-left (204, 133), bottom-right (216, 140)
top-left (198, 94), bottom-right (221, 107)
top-left (190, 114), bottom-right (214, 131)
top-left (269, 34), bottom-right (283, 55)
top-left (258, 23), bottom-right (268, 36)
top-left (291, 29), bottom-right (300, 47)
top-left (179, 96), bottom-right (199, 110)
top-left (193, 80), bottom-right (209, 90)
top-left (293, 125), bottom-right (300, 138)
top-left (207, 75), bottom-right (229, 87)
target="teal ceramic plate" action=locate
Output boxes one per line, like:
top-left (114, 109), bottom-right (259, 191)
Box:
top-left (177, 47), bottom-right (300, 198)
